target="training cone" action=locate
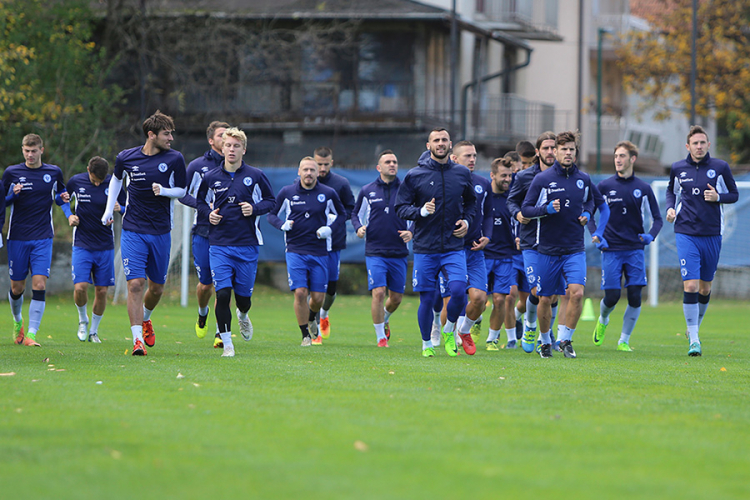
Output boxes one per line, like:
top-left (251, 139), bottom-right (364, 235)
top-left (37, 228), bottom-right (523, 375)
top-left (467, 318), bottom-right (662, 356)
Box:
top-left (581, 298), bottom-right (596, 321)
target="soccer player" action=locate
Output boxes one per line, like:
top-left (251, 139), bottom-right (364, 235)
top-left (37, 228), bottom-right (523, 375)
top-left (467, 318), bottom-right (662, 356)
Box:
top-left (313, 147), bottom-right (355, 339)
top-left (196, 127), bottom-right (275, 357)
top-left (268, 157), bottom-right (345, 346)
top-left (504, 151), bottom-right (523, 174)
top-left (484, 157), bottom-right (520, 349)
top-left (515, 140), bottom-right (537, 171)
top-left (521, 131), bottom-right (610, 359)
top-left (101, 111), bottom-right (187, 356)
top-left (3, 134), bottom-right (67, 347)
top-left (394, 128), bottom-right (476, 358)
top-left (452, 140), bottom-right (492, 355)
top-left (352, 150), bottom-right (412, 347)
top-left (665, 126), bottom-right (738, 357)
top-left (179, 120), bottom-right (230, 348)
top-left (590, 141), bottom-right (663, 351)
top-left (62, 156), bottom-right (126, 343)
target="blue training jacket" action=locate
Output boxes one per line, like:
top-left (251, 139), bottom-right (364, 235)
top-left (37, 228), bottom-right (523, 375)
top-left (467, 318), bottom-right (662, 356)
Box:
top-left (351, 175), bottom-right (410, 258)
top-left (179, 149), bottom-right (224, 238)
top-left (317, 170), bottom-right (355, 251)
top-left (484, 189), bottom-right (517, 260)
top-left (506, 163), bottom-right (543, 251)
top-left (464, 172), bottom-right (493, 247)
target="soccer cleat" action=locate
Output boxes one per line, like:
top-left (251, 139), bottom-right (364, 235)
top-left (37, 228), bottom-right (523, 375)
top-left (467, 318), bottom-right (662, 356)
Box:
top-left (455, 332), bottom-right (463, 347)
top-left (538, 343), bottom-right (552, 358)
top-left (442, 329), bottom-right (458, 357)
top-left (616, 342), bottom-right (632, 352)
top-left (458, 333), bottom-right (476, 355)
top-left (311, 335), bottom-right (322, 345)
top-left (237, 309), bottom-right (253, 341)
top-left (486, 340), bottom-right (499, 351)
top-left (430, 323), bottom-right (441, 347)
top-left (422, 346), bottom-right (435, 357)
top-left (593, 320), bottom-right (607, 346)
top-left (688, 342), bottom-right (702, 357)
top-left (213, 334), bottom-right (224, 349)
top-left (132, 339), bottom-right (146, 356)
top-left (301, 336), bottom-right (312, 347)
top-left (320, 317), bottom-right (330, 339)
top-left (559, 340), bottom-right (577, 358)
top-left (22, 335), bottom-right (41, 347)
top-left (377, 338), bottom-right (389, 347)
top-left (505, 340), bottom-right (517, 349)
top-left (77, 322), bottom-right (89, 342)
top-left (470, 320), bottom-right (482, 344)
top-left (195, 310), bottom-right (209, 339)
top-left (308, 320), bottom-right (318, 339)
top-left (13, 319), bottom-right (25, 345)
top-left (384, 322), bottom-right (391, 340)
top-left (88, 333), bottom-right (102, 343)
top-left (221, 344), bottom-right (235, 357)
top-left (142, 320), bottom-right (155, 347)
top-left (521, 328), bottom-right (536, 353)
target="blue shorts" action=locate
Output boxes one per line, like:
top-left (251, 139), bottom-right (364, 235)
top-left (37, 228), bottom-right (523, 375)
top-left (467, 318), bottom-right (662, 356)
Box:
top-left (465, 248), bottom-right (488, 292)
top-left (286, 253), bottom-right (328, 293)
top-left (412, 251), bottom-right (467, 292)
top-left (601, 249), bottom-right (646, 289)
top-left (209, 245), bottom-right (258, 297)
top-left (327, 250), bottom-right (341, 282)
top-left (536, 252), bottom-right (586, 297)
top-left (366, 256), bottom-right (407, 293)
top-left (675, 233), bottom-right (722, 282)
top-left (120, 230), bottom-right (171, 284)
top-left (7, 238), bottom-right (53, 281)
top-left (486, 258), bottom-right (515, 295)
top-left (513, 254), bottom-right (530, 293)
top-left (72, 247), bottom-right (115, 286)
top-left (193, 234), bottom-right (213, 286)
top-left (522, 249), bottom-right (540, 290)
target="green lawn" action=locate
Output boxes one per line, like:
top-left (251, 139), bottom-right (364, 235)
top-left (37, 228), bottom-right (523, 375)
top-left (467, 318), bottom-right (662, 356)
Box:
top-left (1, 288), bottom-right (748, 499)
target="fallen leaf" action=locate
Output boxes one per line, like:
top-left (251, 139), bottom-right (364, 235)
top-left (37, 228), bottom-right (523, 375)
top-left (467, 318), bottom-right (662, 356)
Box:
top-left (96, 381), bottom-right (103, 385)
top-left (0, 372), bottom-right (16, 377)
top-left (111, 450), bottom-right (122, 459)
top-left (176, 373), bottom-right (185, 379)
top-left (720, 367), bottom-right (727, 372)
top-left (388, 371), bottom-right (395, 375)
top-left (192, 383), bottom-right (200, 387)
top-left (55, 369), bottom-right (66, 372)
top-left (354, 440), bottom-right (369, 452)
top-left (498, 376), bottom-right (506, 380)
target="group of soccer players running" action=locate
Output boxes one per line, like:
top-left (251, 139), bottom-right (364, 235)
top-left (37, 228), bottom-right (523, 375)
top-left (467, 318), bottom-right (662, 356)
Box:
top-left (3, 112), bottom-right (738, 358)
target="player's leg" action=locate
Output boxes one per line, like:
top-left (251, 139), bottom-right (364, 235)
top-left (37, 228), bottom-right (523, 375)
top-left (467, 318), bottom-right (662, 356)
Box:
top-left (120, 230), bottom-right (149, 353)
top-left (7, 239), bottom-right (32, 344)
top-left (140, 232), bottom-right (171, 348)
top-left (505, 285), bottom-right (519, 345)
top-left (413, 253), bottom-right (441, 357)
top-left (72, 246), bottom-right (94, 341)
top-left (489, 293), bottom-right (507, 349)
top-left (430, 280), bottom-right (445, 346)
top-left (382, 257), bottom-right (407, 344)
top-left (594, 250), bottom-right (624, 346)
top-left (193, 234), bottom-right (214, 339)
top-left (87, 286), bottom-right (108, 343)
top-left (307, 255), bottom-right (329, 345)
top-left (319, 250), bottom-right (340, 338)
top-left (214, 286), bottom-right (235, 357)
top-left (234, 246), bottom-right (259, 343)
top-left (616, 250), bottom-right (648, 351)
top-left (457, 250), bottom-right (486, 355)
top-left (521, 249), bottom-right (540, 351)
top-left (442, 251), bottom-right (469, 356)
top-left (696, 234), bottom-right (721, 328)
top-left (86, 248), bottom-right (115, 343)
top-left (23, 238), bottom-right (53, 345)
top-left (675, 234), bottom-right (703, 355)
top-left (366, 256), bottom-right (389, 345)
top-left (534, 253), bottom-right (564, 358)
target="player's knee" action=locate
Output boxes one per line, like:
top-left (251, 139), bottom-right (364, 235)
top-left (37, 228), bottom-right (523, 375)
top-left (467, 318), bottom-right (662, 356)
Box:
top-left (603, 289), bottom-right (620, 308)
top-left (626, 287), bottom-right (642, 308)
top-left (235, 294), bottom-right (251, 313)
top-left (493, 294), bottom-right (506, 309)
top-left (216, 287), bottom-right (232, 307)
top-left (389, 293), bottom-right (403, 308)
top-left (326, 281), bottom-right (337, 296)
top-left (372, 287), bottom-right (386, 302)
top-left (32, 290), bottom-right (45, 302)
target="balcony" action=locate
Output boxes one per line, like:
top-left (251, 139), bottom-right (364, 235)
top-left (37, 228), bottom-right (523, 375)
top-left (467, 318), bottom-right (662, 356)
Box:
top-left (475, 0), bottom-right (560, 40)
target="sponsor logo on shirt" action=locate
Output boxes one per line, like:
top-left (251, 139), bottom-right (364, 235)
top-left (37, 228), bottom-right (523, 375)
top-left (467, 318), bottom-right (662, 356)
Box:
top-left (292, 195), bottom-right (299, 201)
top-left (369, 191), bottom-right (376, 197)
top-left (549, 182), bottom-right (557, 187)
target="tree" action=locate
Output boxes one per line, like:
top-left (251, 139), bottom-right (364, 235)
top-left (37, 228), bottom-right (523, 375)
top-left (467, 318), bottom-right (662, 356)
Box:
top-left (617, 0), bottom-right (750, 162)
top-left (0, 0), bottom-right (122, 177)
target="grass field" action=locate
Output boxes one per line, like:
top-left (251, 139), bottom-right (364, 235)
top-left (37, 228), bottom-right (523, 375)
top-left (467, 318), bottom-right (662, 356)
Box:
top-left (1, 286), bottom-right (748, 500)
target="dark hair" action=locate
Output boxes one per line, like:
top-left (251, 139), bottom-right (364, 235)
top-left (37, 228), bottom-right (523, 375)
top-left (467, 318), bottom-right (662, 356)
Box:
top-left (614, 140), bottom-right (639, 157)
top-left (314, 146), bottom-right (332, 158)
top-left (687, 125), bottom-right (709, 143)
top-left (536, 131), bottom-right (557, 150)
top-left (143, 110), bottom-right (175, 137)
top-left (556, 130), bottom-right (580, 148)
top-left (206, 121), bottom-right (230, 141)
top-left (378, 149), bottom-right (396, 162)
top-left (515, 141), bottom-right (536, 158)
top-left (504, 151), bottom-right (521, 162)
top-left (491, 156), bottom-right (513, 174)
top-left (88, 156), bottom-right (110, 180)
top-left (428, 127), bottom-right (450, 141)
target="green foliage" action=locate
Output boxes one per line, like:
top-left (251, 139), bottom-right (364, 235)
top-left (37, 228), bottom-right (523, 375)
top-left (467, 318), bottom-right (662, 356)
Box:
top-left (0, 0), bottom-right (122, 176)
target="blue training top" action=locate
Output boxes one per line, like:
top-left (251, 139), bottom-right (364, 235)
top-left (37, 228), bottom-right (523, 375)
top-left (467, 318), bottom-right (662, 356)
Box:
top-left (65, 173), bottom-right (127, 251)
top-left (3, 162), bottom-right (66, 241)
top-left (179, 149), bottom-right (224, 238)
top-left (351, 175), bottom-right (410, 258)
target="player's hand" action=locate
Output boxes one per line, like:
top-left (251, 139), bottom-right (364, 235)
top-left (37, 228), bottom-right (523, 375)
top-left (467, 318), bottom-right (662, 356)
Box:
top-left (398, 230), bottom-right (412, 243)
top-left (704, 183), bottom-right (719, 202)
top-left (60, 192), bottom-right (70, 203)
top-left (639, 233), bottom-right (654, 245)
top-left (114, 202), bottom-right (122, 213)
top-left (239, 201), bottom-right (254, 217)
top-left (280, 220), bottom-right (294, 232)
top-left (471, 236), bottom-right (489, 251)
top-left (546, 199), bottom-right (560, 214)
top-left (516, 212), bottom-right (531, 224)
top-left (316, 226), bottom-right (332, 239)
top-left (421, 197), bottom-right (436, 216)
top-left (593, 235), bottom-right (608, 250)
top-left (578, 214), bottom-right (589, 225)
top-left (666, 208), bottom-right (676, 223)
top-left (13, 183), bottom-right (22, 195)
top-left (515, 237), bottom-right (521, 251)
top-left (356, 226), bottom-right (366, 238)
top-left (209, 208), bottom-right (222, 225)
top-left (152, 183), bottom-right (162, 196)
top-left (101, 211), bottom-right (113, 226)
top-left (68, 215), bottom-right (79, 226)
top-left (453, 219), bottom-right (468, 238)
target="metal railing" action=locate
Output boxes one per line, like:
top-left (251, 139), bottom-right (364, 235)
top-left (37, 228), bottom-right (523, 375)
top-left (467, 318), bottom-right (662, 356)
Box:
top-left (473, 93), bottom-right (573, 142)
top-left (479, 0), bottom-right (558, 33)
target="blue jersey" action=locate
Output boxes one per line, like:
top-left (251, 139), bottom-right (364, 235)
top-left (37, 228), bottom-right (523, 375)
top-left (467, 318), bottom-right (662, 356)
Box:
top-left (522, 162), bottom-right (597, 256)
top-left (593, 174), bottom-right (663, 251)
top-left (484, 190), bottom-right (516, 260)
top-left (114, 146), bottom-right (187, 235)
top-left (66, 173), bottom-right (127, 251)
top-left (268, 180), bottom-right (345, 256)
top-left (666, 152), bottom-right (739, 237)
top-left (2, 163), bottom-right (66, 241)
top-left (196, 162), bottom-right (276, 247)
top-left (351, 176), bottom-right (410, 258)
top-left (179, 149), bottom-right (223, 238)
top-left (506, 164), bottom-right (543, 251)
top-left (318, 171), bottom-right (355, 251)
top-left (395, 152), bottom-right (476, 254)
top-left (465, 173), bottom-right (493, 246)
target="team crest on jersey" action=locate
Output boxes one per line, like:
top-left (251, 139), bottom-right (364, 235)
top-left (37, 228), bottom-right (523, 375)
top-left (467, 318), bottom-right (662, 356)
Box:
top-left (707, 169), bottom-right (716, 179)
top-left (633, 189), bottom-right (642, 198)
top-left (243, 177), bottom-right (252, 186)
top-left (576, 179), bottom-right (584, 189)
top-left (474, 185), bottom-right (483, 193)
top-left (317, 194), bottom-right (326, 203)
top-left (104, 188), bottom-right (109, 196)
top-left (158, 162), bottom-right (168, 173)
top-left (43, 174), bottom-right (51, 183)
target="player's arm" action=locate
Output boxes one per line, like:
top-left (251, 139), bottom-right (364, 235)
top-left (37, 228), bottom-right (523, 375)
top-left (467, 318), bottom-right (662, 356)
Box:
top-left (460, 176), bottom-right (477, 229)
top-left (0, 180), bottom-right (5, 234)
top-left (394, 176), bottom-right (423, 221)
top-left (710, 164), bottom-right (739, 204)
top-left (102, 159), bottom-right (125, 225)
top-left (195, 176), bottom-right (213, 222)
top-left (154, 155), bottom-right (188, 198)
top-left (267, 189), bottom-right (292, 231)
top-left (178, 165), bottom-right (202, 208)
top-left (665, 166), bottom-right (678, 223)
top-left (480, 191), bottom-right (493, 242)
top-left (641, 186), bottom-right (663, 244)
top-left (521, 178), bottom-right (553, 219)
top-left (351, 190), bottom-right (366, 237)
top-left (506, 173), bottom-right (529, 223)
top-left (340, 180), bottom-right (355, 219)
top-left (247, 172), bottom-right (276, 216)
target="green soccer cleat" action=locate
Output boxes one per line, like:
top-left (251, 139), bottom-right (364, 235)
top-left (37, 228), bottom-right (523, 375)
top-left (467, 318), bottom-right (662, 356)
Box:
top-left (13, 319), bottom-right (24, 345)
top-left (422, 346), bottom-right (435, 358)
top-left (688, 342), bottom-right (702, 357)
top-left (486, 340), bottom-right (499, 351)
top-left (470, 320), bottom-right (482, 344)
top-left (441, 329), bottom-right (458, 357)
top-left (616, 342), bottom-right (632, 352)
top-left (593, 320), bottom-right (607, 346)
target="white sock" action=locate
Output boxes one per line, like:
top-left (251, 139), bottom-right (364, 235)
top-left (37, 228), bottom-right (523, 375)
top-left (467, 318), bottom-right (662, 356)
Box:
top-left (198, 305), bottom-right (209, 316)
top-left (487, 329), bottom-right (501, 342)
top-left (374, 323), bottom-right (386, 340)
top-left (9, 291), bottom-right (24, 322)
top-left (515, 307), bottom-right (523, 321)
top-left (131, 325), bottom-right (143, 343)
top-left (432, 311), bottom-right (441, 326)
top-left (444, 319), bottom-right (456, 334)
top-left (384, 307), bottom-right (392, 323)
top-left (459, 316), bottom-right (477, 334)
top-left (77, 304), bottom-right (88, 324)
top-left (90, 313), bottom-right (103, 335)
top-left (506, 327), bottom-right (516, 342)
top-left (220, 332), bottom-right (233, 347)
top-left (143, 306), bottom-right (153, 321)
top-left (238, 309), bottom-right (248, 321)
top-left (320, 308), bottom-right (329, 320)
top-left (422, 340), bottom-right (433, 350)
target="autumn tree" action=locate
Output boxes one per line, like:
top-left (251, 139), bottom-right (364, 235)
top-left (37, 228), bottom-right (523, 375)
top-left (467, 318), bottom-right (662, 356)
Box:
top-left (617, 0), bottom-right (750, 162)
top-left (0, 0), bottom-right (122, 177)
